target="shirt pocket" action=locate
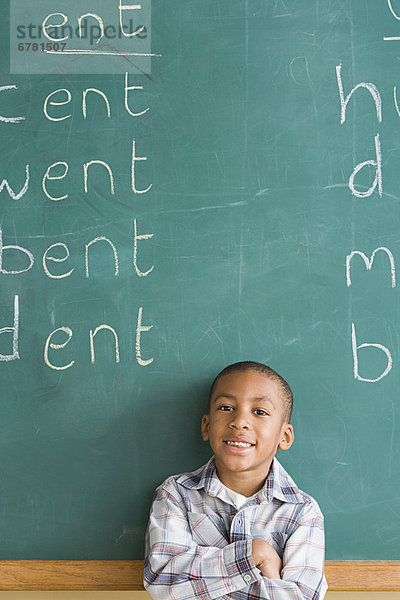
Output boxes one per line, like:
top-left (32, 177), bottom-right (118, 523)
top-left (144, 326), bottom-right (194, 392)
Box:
top-left (187, 512), bottom-right (229, 548)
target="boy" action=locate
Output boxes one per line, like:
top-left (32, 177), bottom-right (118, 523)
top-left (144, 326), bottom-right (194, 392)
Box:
top-left (144, 361), bottom-right (327, 600)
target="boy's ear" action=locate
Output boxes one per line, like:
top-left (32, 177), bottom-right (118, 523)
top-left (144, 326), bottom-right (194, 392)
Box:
top-left (278, 423), bottom-right (294, 451)
top-left (201, 414), bottom-right (210, 441)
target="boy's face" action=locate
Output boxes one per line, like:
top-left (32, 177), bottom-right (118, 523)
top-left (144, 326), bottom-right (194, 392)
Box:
top-left (201, 370), bottom-right (294, 490)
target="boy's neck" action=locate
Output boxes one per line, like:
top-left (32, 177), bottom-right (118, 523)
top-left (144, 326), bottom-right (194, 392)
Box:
top-left (215, 459), bottom-right (273, 497)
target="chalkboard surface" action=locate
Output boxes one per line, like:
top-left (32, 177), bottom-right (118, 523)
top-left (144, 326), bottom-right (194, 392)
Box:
top-left (0, 0), bottom-right (399, 561)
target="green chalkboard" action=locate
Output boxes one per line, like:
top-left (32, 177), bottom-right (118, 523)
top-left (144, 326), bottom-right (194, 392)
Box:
top-left (0, 0), bottom-right (399, 561)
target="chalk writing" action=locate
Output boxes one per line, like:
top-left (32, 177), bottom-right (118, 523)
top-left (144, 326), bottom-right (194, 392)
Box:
top-left (0, 295), bottom-right (19, 362)
top-left (44, 326), bottom-right (74, 371)
top-left (336, 64), bottom-right (382, 124)
top-left (43, 76), bottom-right (148, 120)
top-left (346, 248), bottom-right (396, 288)
top-left (90, 325), bottom-right (120, 364)
top-left (85, 237), bottom-right (119, 278)
top-left (351, 323), bottom-right (393, 383)
top-left (0, 165), bottom-right (29, 200)
top-left (0, 226), bottom-right (34, 274)
top-left (0, 85), bottom-right (25, 123)
top-left (0, 67), bottom-right (156, 367)
top-left (348, 134), bottom-right (382, 199)
top-left (338, 50), bottom-right (394, 381)
top-left (43, 243), bottom-right (74, 279)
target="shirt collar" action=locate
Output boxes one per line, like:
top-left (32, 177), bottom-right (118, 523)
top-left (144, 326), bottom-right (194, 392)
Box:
top-left (259, 457), bottom-right (305, 504)
top-left (176, 456), bottom-right (224, 497)
top-left (177, 456), bottom-right (305, 505)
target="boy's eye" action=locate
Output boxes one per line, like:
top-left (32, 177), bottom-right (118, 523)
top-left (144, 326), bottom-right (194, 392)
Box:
top-left (254, 409), bottom-right (268, 416)
top-left (218, 405), bottom-right (233, 411)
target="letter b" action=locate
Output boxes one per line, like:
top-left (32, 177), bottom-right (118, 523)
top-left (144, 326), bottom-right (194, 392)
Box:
top-left (0, 226), bottom-right (34, 274)
top-left (351, 323), bottom-right (392, 382)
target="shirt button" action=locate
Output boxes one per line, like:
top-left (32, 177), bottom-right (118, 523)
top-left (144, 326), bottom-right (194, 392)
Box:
top-left (244, 574), bottom-right (251, 582)
top-left (238, 518), bottom-right (242, 525)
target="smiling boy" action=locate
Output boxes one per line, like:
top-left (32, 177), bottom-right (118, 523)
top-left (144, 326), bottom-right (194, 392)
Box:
top-left (144, 361), bottom-right (327, 599)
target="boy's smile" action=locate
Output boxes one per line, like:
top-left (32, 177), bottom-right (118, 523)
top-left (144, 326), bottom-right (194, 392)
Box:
top-left (201, 370), bottom-right (294, 496)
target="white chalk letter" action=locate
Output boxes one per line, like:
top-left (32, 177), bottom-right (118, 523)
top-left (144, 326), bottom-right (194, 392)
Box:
top-left (336, 64), bottom-right (382, 124)
top-left (349, 133), bottom-right (382, 198)
top-left (90, 325), bottom-right (120, 364)
top-left (0, 164), bottom-right (29, 200)
top-left (119, 1), bottom-right (145, 37)
top-left (85, 237), bottom-right (119, 278)
top-left (351, 323), bottom-right (392, 383)
top-left (0, 226), bottom-right (34, 274)
top-left (42, 162), bottom-right (69, 202)
top-left (84, 160), bottom-right (115, 195)
top-left (78, 14), bottom-right (104, 44)
top-left (387, 0), bottom-right (400, 19)
top-left (136, 307), bottom-right (153, 366)
top-left (42, 13), bottom-right (69, 41)
top-left (43, 243), bottom-right (74, 279)
top-left (125, 73), bottom-right (149, 117)
top-left (132, 139), bottom-right (152, 194)
top-left (0, 85), bottom-right (25, 123)
top-left (83, 88), bottom-right (111, 118)
top-left (0, 295), bottom-right (19, 361)
top-left (133, 218), bottom-right (154, 277)
top-left (44, 326), bottom-right (74, 370)
top-left (346, 247), bottom-right (396, 288)
top-left (43, 89), bottom-right (72, 122)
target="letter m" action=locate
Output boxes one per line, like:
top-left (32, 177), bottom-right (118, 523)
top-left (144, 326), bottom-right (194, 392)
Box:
top-left (346, 247), bottom-right (396, 288)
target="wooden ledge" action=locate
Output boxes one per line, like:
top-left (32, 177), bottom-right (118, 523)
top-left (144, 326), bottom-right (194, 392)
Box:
top-left (0, 560), bottom-right (398, 591)
top-left (326, 561), bottom-right (400, 591)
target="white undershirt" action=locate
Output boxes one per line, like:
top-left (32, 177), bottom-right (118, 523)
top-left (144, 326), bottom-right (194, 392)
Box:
top-left (221, 483), bottom-right (257, 509)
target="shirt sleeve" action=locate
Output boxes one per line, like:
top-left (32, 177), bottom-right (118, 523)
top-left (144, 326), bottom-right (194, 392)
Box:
top-left (143, 481), bottom-right (261, 600)
top-left (241, 500), bottom-right (328, 600)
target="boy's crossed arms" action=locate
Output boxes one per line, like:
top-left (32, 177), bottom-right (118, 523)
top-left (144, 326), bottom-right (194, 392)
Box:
top-left (144, 363), bottom-right (327, 600)
top-left (144, 458), bottom-right (326, 600)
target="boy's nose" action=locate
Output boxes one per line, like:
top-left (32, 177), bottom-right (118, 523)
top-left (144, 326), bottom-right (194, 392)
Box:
top-left (229, 412), bottom-right (249, 429)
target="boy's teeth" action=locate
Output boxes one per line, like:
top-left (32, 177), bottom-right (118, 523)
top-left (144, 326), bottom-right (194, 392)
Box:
top-left (226, 441), bottom-right (252, 447)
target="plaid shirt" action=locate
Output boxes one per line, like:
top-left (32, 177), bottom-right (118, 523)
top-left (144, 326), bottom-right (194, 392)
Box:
top-left (144, 456), bottom-right (327, 600)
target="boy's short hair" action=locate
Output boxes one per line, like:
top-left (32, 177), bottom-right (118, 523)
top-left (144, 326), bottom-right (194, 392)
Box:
top-left (207, 361), bottom-right (293, 422)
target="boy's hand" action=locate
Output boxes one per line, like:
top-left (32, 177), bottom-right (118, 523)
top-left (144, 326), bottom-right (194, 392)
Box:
top-left (251, 538), bottom-right (282, 579)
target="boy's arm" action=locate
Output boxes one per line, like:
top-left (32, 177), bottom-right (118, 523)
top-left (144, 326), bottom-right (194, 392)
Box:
top-left (252, 538), bottom-right (282, 579)
top-left (144, 484), bottom-right (327, 600)
top-left (144, 483), bottom-right (262, 600)
top-left (246, 501), bottom-right (328, 600)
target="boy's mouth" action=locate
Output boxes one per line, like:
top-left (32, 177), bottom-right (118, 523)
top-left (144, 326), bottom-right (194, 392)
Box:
top-left (224, 440), bottom-right (255, 448)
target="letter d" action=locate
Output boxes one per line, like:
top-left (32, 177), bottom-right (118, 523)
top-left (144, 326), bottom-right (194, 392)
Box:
top-left (0, 295), bottom-right (20, 361)
top-left (352, 322), bottom-right (392, 382)
top-left (349, 134), bottom-right (382, 199)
